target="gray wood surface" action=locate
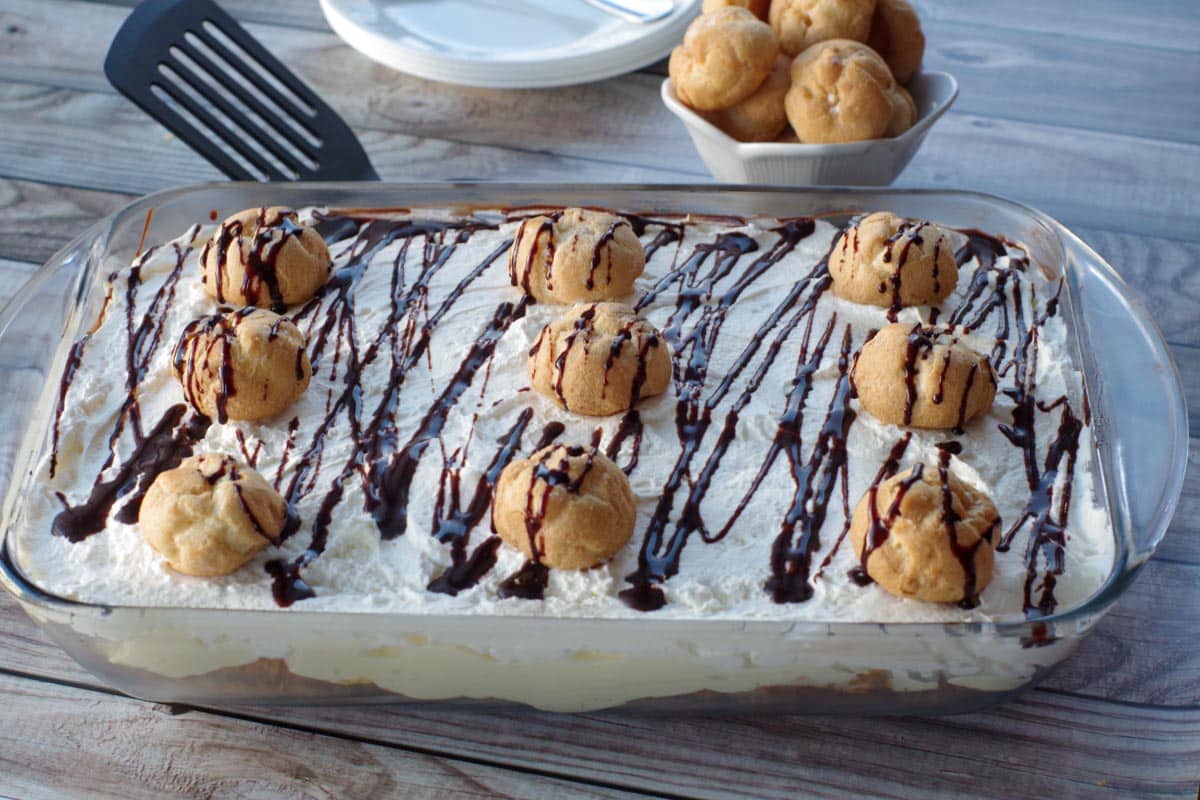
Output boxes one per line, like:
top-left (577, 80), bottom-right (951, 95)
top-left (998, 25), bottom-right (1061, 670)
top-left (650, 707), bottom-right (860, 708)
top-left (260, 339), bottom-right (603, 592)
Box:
top-left (0, 0), bottom-right (1198, 798)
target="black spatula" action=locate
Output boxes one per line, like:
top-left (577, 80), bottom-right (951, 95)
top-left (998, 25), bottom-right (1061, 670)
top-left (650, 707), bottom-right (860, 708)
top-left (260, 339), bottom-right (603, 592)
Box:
top-left (104, 0), bottom-right (379, 181)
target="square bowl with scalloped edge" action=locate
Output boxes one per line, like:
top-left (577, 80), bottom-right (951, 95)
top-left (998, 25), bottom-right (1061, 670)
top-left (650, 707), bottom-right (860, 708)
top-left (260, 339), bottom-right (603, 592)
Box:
top-left (662, 71), bottom-right (957, 185)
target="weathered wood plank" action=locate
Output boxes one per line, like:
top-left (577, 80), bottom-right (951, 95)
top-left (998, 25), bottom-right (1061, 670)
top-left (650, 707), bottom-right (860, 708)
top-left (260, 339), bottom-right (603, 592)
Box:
top-left (920, 20), bottom-right (1200, 144)
top-left (901, 114), bottom-right (1200, 241)
top-left (4, 1), bottom-right (1200, 243)
top-left (0, 83), bottom-right (699, 196)
top-left (1046, 557), bottom-right (1200, 704)
top-left (1171, 344), bottom-right (1200, 439)
top-left (179, 693), bottom-right (1200, 799)
top-left (29, 0), bottom-right (1200, 148)
top-left (0, 0), bottom-right (699, 175)
top-left (0, 257), bottom-right (38, 295)
top-left (75, 0), bottom-right (1200, 148)
top-left (0, 672), bottom-right (644, 800)
top-left (92, 0), bottom-right (1200, 55)
top-left (0, 180), bottom-right (133, 265)
top-left (1159, 430), bottom-right (1200, 565)
top-left (912, 0), bottom-right (1200, 52)
top-left (3, 75), bottom-right (1200, 247)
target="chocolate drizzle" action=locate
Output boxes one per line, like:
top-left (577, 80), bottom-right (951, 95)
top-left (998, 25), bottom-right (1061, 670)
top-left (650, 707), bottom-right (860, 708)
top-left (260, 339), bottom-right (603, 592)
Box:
top-left (48, 208), bottom-right (1095, 620)
top-left (200, 208), bottom-right (306, 312)
top-left (428, 409), bottom-right (535, 596)
top-left (49, 334), bottom-right (91, 479)
top-left (901, 325), bottom-right (938, 425)
top-left (506, 213), bottom-right (560, 294)
top-left (848, 445), bottom-right (991, 608)
top-left (497, 444), bottom-right (594, 600)
top-left (497, 559), bottom-right (550, 600)
top-left (620, 219), bottom-right (826, 611)
top-left (940, 228), bottom-right (1079, 617)
top-left (173, 306), bottom-right (258, 424)
top-left (841, 432), bottom-right (911, 585)
top-left (52, 404), bottom-right (210, 542)
top-left (763, 324), bottom-right (857, 603)
top-left (265, 221), bottom-right (521, 603)
top-left (49, 229), bottom-right (200, 539)
top-left (585, 217), bottom-right (624, 291)
top-left (853, 463), bottom-right (925, 587)
top-left (879, 221), bottom-right (927, 321)
top-left (995, 289), bottom-right (1081, 617)
top-left (936, 444), bottom-right (992, 609)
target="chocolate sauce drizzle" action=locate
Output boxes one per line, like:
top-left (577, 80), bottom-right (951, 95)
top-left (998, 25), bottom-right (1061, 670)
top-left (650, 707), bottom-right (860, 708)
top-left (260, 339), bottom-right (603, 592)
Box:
top-left (51, 404), bottom-right (210, 542)
top-left (535, 303), bottom-right (664, 412)
top-left (856, 439), bottom-right (999, 611)
top-left (200, 208), bottom-right (306, 312)
top-left (47, 211), bottom-right (1091, 620)
top-left (49, 334), bottom-right (90, 479)
top-left (995, 305), bottom-right (1081, 618)
top-left (50, 229), bottom-right (203, 540)
top-left (265, 220), bottom-right (523, 604)
top-left (497, 443), bottom-right (596, 600)
top-left (506, 212), bottom-right (560, 295)
top-left (428, 409), bottom-right (536, 596)
top-left (880, 221), bottom-right (928, 322)
top-left (620, 219), bottom-right (828, 611)
top-left (944, 229), bottom-right (1076, 616)
top-left (172, 306), bottom-right (257, 425)
top-left (762, 324), bottom-right (857, 603)
top-left (935, 444), bottom-right (994, 610)
top-left (843, 432), bottom-right (911, 586)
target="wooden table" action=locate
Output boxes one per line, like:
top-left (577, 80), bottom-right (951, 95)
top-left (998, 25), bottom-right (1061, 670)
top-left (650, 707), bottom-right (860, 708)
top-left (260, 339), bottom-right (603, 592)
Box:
top-left (1, 1), bottom-right (1198, 797)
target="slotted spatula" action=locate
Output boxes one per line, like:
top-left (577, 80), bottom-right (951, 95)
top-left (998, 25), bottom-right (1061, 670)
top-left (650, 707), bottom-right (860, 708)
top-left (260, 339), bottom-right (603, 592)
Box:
top-left (105, 0), bottom-right (379, 181)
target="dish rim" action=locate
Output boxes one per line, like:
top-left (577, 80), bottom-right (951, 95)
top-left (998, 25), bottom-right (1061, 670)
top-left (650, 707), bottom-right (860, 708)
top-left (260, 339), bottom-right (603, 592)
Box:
top-left (0, 181), bottom-right (1185, 641)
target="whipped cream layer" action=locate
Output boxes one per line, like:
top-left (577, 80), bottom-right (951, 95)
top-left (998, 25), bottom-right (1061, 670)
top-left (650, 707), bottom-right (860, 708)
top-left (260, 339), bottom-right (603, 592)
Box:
top-left (15, 209), bottom-right (1114, 623)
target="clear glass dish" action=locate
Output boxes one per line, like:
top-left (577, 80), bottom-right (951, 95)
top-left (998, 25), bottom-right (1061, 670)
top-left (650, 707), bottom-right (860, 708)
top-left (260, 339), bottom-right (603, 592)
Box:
top-left (0, 183), bottom-right (1186, 714)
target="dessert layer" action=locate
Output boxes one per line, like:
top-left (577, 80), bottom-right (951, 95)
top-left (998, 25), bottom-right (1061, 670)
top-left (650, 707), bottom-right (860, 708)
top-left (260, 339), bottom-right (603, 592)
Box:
top-left (16, 208), bottom-right (1114, 621)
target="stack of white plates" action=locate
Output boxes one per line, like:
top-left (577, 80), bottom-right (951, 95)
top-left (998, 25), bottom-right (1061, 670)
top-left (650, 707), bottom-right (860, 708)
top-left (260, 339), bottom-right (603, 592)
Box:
top-left (320, 0), bottom-right (701, 89)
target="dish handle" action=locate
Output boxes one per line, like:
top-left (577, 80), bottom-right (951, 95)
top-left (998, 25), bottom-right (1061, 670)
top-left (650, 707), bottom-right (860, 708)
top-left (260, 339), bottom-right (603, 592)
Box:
top-left (1063, 225), bottom-right (1188, 573)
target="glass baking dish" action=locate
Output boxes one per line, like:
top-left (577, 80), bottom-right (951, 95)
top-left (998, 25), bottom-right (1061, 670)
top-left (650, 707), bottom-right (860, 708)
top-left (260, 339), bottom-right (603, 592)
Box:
top-left (0, 183), bottom-right (1185, 714)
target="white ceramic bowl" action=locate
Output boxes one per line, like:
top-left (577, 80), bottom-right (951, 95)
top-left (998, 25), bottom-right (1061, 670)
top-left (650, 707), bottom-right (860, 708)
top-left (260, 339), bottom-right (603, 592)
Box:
top-left (661, 71), bottom-right (958, 185)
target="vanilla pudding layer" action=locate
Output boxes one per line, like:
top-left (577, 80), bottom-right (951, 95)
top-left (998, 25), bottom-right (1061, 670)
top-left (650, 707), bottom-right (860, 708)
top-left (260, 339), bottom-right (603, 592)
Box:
top-left (15, 208), bottom-right (1113, 623)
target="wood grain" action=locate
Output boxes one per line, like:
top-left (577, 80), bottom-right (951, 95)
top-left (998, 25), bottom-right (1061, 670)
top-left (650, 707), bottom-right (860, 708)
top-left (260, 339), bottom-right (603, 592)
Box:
top-left (912, 0), bottom-right (1200, 52)
top-left (922, 22), bottom-right (1200, 145)
top-left (89, 0), bottom-right (1200, 55)
top-left (0, 0), bottom-right (1197, 796)
top-left (4, 0), bottom-right (1200, 243)
top-left (0, 0), bottom-right (699, 175)
top-left (0, 82), bottom-right (698, 196)
top-left (0, 180), bottom-right (133, 265)
top-left (1074, 226), bottom-right (1200, 350)
top-left (157, 694), bottom-right (1200, 799)
top-left (0, 672), bottom-right (645, 800)
top-left (60, 0), bottom-right (1200, 147)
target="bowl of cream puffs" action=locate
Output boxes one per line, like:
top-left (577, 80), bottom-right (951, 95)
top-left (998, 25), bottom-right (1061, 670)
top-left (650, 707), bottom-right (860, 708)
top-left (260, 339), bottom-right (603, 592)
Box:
top-left (661, 0), bottom-right (957, 185)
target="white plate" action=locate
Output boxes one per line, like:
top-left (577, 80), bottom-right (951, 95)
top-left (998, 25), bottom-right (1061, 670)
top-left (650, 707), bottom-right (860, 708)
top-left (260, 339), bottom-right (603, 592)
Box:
top-left (320, 0), bottom-right (701, 88)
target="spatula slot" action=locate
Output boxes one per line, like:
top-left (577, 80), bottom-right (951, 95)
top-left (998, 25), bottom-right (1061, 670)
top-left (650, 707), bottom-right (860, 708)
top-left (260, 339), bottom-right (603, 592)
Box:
top-left (105, 0), bottom-right (378, 182)
top-left (167, 41), bottom-right (319, 174)
top-left (182, 32), bottom-right (323, 150)
top-left (153, 63), bottom-right (296, 180)
top-left (201, 20), bottom-right (319, 120)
